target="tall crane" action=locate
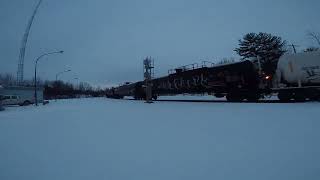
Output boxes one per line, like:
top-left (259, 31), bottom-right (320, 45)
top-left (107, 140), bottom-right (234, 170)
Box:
top-left (17, 0), bottom-right (43, 85)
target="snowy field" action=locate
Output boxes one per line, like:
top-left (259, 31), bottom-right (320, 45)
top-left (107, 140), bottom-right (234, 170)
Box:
top-left (0, 97), bottom-right (320, 180)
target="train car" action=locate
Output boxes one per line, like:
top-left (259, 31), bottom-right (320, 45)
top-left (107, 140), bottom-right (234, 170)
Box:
top-left (275, 51), bottom-right (320, 86)
top-left (272, 51), bottom-right (320, 101)
top-left (151, 60), bottom-right (261, 101)
top-left (106, 82), bottom-right (144, 99)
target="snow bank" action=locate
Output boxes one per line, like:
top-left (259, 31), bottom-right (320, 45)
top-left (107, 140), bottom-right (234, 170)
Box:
top-left (0, 97), bottom-right (319, 180)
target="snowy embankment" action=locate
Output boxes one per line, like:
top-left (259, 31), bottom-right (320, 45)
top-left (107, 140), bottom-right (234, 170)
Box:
top-left (0, 97), bottom-right (319, 180)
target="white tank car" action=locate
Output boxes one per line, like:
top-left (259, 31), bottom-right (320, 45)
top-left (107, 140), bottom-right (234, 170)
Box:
top-left (276, 50), bottom-right (320, 86)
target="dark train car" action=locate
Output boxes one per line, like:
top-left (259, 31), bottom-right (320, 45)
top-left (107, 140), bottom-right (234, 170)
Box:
top-left (106, 81), bottom-right (146, 99)
top-left (151, 60), bottom-right (261, 101)
top-left (108, 60), bottom-right (262, 101)
top-left (106, 82), bottom-right (139, 99)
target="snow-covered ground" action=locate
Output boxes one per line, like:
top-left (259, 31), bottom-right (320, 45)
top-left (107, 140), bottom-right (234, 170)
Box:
top-left (0, 97), bottom-right (319, 180)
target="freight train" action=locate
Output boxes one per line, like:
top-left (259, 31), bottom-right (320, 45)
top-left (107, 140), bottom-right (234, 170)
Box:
top-left (107, 51), bottom-right (320, 102)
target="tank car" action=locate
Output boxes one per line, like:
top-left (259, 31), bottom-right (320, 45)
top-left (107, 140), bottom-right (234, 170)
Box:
top-left (273, 51), bottom-right (320, 101)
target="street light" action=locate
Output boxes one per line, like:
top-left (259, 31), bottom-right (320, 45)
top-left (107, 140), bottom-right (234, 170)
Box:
top-left (34, 50), bottom-right (64, 106)
top-left (55, 69), bottom-right (71, 101)
top-left (74, 77), bottom-right (79, 89)
top-left (55, 69), bottom-right (71, 82)
top-left (73, 77), bottom-right (79, 98)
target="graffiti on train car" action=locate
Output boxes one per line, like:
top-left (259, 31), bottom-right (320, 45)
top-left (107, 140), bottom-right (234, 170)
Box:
top-left (158, 74), bottom-right (211, 90)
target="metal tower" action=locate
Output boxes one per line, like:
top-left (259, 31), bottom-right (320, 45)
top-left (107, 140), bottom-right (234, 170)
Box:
top-left (17, 0), bottom-right (43, 85)
top-left (143, 57), bottom-right (154, 103)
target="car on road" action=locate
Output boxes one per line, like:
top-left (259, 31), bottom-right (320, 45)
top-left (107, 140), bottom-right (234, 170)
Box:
top-left (0, 86), bottom-right (43, 106)
top-left (1, 95), bottom-right (32, 106)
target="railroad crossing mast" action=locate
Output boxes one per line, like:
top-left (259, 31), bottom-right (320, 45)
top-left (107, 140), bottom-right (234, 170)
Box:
top-left (143, 57), bottom-right (154, 103)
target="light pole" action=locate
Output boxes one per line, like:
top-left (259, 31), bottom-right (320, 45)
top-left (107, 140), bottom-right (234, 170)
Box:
top-left (34, 50), bottom-right (64, 106)
top-left (55, 69), bottom-right (71, 101)
top-left (73, 77), bottom-right (79, 98)
top-left (55, 69), bottom-right (71, 82)
top-left (74, 77), bottom-right (79, 89)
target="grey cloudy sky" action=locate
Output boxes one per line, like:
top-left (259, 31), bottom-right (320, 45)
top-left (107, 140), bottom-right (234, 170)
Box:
top-left (1, 0), bottom-right (320, 86)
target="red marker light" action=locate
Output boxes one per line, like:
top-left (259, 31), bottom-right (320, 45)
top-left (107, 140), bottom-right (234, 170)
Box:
top-left (265, 76), bottom-right (271, 80)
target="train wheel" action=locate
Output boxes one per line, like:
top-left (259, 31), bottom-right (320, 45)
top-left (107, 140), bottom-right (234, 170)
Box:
top-left (309, 95), bottom-right (320, 101)
top-left (226, 93), bottom-right (243, 102)
top-left (152, 95), bottom-right (158, 100)
top-left (278, 92), bottom-right (292, 102)
top-left (226, 94), bottom-right (233, 102)
top-left (246, 94), bottom-right (260, 102)
top-left (214, 93), bottom-right (224, 98)
top-left (293, 92), bottom-right (306, 102)
top-left (307, 90), bottom-right (320, 101)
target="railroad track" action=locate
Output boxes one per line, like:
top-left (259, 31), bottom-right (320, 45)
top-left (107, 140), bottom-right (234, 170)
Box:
top-left (123, 98), bottom-right (318, 104)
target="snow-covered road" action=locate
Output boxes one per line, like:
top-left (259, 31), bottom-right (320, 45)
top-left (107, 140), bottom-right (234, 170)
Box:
top-left (0, 97), bottom-right (319, 180)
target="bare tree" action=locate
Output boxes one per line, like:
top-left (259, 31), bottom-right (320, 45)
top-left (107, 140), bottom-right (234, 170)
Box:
top-left (79, 82), bottom-right (92, 92)
top-left (307, 31), bottom-right (320, 46)
top-left (0, 73), bottom-right (16, 86)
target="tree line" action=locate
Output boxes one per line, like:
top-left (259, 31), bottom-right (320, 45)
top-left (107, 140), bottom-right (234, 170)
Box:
top-left (0, 74), bottom-right (105, 99)
top-left (43, 80), bottom-right (105, 100)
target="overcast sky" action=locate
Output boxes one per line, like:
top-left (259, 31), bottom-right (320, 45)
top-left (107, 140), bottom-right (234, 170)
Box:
top-left (1, 0), bottom-right (320, 86)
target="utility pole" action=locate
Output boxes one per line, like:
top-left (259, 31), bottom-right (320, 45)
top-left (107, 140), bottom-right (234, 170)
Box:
top-left (55, 69), bottom-right (71, 101)
top-left (143, 57), bottom-right (154, 103)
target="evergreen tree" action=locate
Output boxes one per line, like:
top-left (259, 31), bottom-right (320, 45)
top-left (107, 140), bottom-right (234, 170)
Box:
top-left (235, 32), bottom-right (287, 74)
